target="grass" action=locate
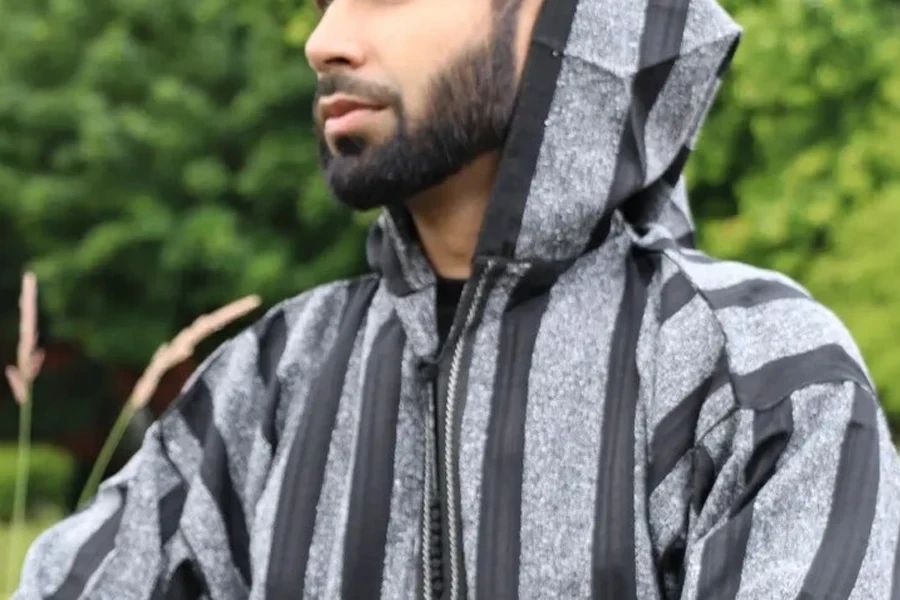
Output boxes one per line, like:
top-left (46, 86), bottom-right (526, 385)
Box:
top-left (0, 507), bottom-right (63, 597)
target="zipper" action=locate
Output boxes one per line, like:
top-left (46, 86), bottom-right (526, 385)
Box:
top-left (430, 261), bottom-right (496, 600)
top-left (421, 393), bottom-right (438, 599)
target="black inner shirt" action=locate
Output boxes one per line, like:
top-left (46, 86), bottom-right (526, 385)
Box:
top-left (436, 277), bottom-right (466, 349)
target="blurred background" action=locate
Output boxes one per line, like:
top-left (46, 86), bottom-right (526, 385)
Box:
top-left (0, 0), bottom-right (899, 587)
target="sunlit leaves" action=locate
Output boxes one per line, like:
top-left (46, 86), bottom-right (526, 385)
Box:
top-left (0, 0), bottom-right (365, 364)
top-left (693, 0), bottom-right (900, 426)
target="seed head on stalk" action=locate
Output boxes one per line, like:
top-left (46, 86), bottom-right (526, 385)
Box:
top-left (129, 295), bottom-right (262, 411)
top-left (4, 271), bottom-right (44, 593)
top-left (76, 294), bottom-right (262, 510)
top-left (4, 272), bottom-right (44, 406)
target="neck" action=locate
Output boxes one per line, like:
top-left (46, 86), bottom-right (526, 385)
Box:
top-left (406, 152), bottom-right (500, 280)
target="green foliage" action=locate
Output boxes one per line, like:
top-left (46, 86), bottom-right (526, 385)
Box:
top-left (0, 0), bottom-right (898, 433)
top-left (691, 0), bottom-right (900, 429)
top-left (0, 506), bottom-right (63, 596)
top-left (0, 0), bottom-right (369, 365)
top-left (0, 445), bottom-right (74, 521)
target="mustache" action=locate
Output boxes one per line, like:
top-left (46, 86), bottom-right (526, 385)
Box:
top-left (314, 73), bottom-right (401, 108)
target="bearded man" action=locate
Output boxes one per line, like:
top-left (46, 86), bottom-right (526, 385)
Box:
top-left (15, 0), bottom-right (900, 598)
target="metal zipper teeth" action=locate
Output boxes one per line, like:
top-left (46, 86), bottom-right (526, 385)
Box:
top-left (421, 397), bottom-right (436, 600)
top-left (445, 263), bottom-right (495, 600)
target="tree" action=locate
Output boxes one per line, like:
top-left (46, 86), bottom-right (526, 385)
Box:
top-left (1, 0), bottom-right (898, 435)
top-left (691, 0), bottom-right (900, 430)
top-left (0, 0), bottom-right (370, 366)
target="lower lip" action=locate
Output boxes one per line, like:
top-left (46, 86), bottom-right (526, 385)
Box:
top-left (324, 107), bottom-right (385, 137)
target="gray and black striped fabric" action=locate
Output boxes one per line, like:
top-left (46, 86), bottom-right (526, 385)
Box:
top-left (16, 0), bottom-right (900, 598)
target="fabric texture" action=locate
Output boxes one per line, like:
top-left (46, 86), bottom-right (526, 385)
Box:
top-left (15, 0), bottom-right (900, 598)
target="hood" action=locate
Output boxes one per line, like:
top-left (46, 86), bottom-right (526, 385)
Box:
top-left (369, 0), bottom-right (742, 293)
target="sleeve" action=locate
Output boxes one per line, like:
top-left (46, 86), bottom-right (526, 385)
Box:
top-left (12, 337), bottom-right (254, 600)
top-left (13, 420), bottom-right (201, 599)
top-left (678, 380), bottom-right (900, 599)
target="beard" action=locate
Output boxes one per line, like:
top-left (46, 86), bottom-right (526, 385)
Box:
top-left (314, 11), bottom-right (520, 211)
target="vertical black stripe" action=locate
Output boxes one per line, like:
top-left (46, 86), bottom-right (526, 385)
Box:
top-left (607, 0), bottom-right (691, 208)
top-left (696, 399), bottom-right (793, 597)
top-left (716, 36), bottom-right (741, 77)
top-left (183, 380), bottom-right (252, 585)
top-left (591, 252), bottom-right (653, 599)
top-left (800, 385), bottom-right (879, 597)
top-left (475, 0), bottom-right (578, 258)
top-left (659, 271), bottom-right (697, 324)
top-left (158, 484), bottom-right (188, 547)
top-left (367, 215), bottom-right (415, 297)
top-left (639, 0), bottom-right (691, 65)
top-left (255, 308), bottom-right (287, 387)
top-left (177, 378), bottom-right (213, 443)
top-left (157, 340), bottom-right (229, 429)
top-left (260, 377), bottom-right (284, 450)
top-left (477, 279), bottom-right (552, 600)
top-left (691, 446), bottom-right (716, 514)
top-left (695, 505), bottom-right (753, 599)
top-left (200, 420), bottom-right (252, 585)
top-left (49, 488), bottom-right (127, 600)
top-left (734, 399), bottom-right (793, 516)
top-left (342, 317), bottom-right (406, 598)
top-left (255, 309), bottom-right (288, 448)
top-left (658, 534), bottom-right (687, 598)
top-left (663, 146), bottom-right (691, 187)
top-left (150, 561), bottom-right (208, 600)
top-left (647, 353), bottom-right (728, 492)
top-left (265, 277), bottom-right (379, 597)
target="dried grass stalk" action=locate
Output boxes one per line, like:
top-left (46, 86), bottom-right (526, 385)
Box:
top-left (4, 271), bottom-right (44, 593)
top-left (129, 295), bottom-right (262, 411)
top-left (76, 294), bottom-right (262, 510)
top-left (4, 272), bottom-right (44, 406)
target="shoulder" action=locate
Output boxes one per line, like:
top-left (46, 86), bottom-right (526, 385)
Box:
top-left (246, 275), bottom-right (377, 369)
top-left (652, 245), bottom-right (873, 412)
top-left (185, 277), bottom-right (369, 387)
top-left (159, 275), bottom-right (379, 438)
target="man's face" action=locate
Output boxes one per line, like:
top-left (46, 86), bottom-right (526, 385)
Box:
top-left (305, 0), bottom-right (527, 210)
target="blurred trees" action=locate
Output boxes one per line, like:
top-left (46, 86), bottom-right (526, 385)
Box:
top-left (0, 0), bottom-right (370, 365)
top-left (693, 0), bottom-right (900, 430)
top-left (0, 0), bottom-right (898, 430)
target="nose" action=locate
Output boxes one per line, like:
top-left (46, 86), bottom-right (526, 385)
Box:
top-left (305, 3), bottom-right (366, 74)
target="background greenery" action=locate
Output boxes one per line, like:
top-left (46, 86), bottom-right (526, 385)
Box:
top-left (0, 0), bottom-right (370, 365)
top-left (694, 0), bottom-right (900, 432)
top-left (0, 0), bottom-right (898, 565)
top-left (0, 445), bottom-right (73, 522)
top-left (1, 503), bottom-right (62, 596)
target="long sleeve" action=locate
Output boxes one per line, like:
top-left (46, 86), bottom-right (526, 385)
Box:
top-left (13, 417), bottom-right (201, 599)
top-left (678, 380), bottom-right (900, 598)
top-left (11, 284), bottom-right (352, 599)
top-left (13, 330), bottom-right (266, 599)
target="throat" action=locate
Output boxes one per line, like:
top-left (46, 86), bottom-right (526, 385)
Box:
top-left (406, 152), bottom-right (500, 280)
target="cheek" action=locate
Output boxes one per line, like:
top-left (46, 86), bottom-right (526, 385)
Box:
top-left (365, 5), bottom-right (493, 118)
top-left (514, 0), bottom-right (543, 77)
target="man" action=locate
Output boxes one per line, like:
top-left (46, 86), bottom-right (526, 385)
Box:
top-left (15, 0), bottom-right (900, 597)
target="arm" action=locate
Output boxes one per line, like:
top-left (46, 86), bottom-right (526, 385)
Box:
top-left (679, 381), bottom-right (900, 598)
top-left (14, 420), bottom-right (203, 599)
top-left (13, 338), bottom-right (248, 600)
